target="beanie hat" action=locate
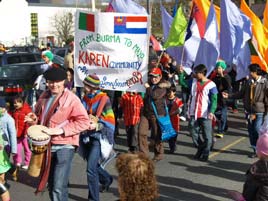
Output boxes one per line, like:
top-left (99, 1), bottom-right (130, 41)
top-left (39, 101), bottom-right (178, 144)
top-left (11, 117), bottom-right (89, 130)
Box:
top-left (216, 60), bottom-right (227, 70)
top-left (256, 134), bottom-right (268, 158)
top-left (149, 67), bottom-right (162, 77)
top-left (42, 50), bottom-right (54, 61)
top-left (0, 98), bottom-right (6, 108)
top-left (83, 74), bottom-right (100, 89)
top-left (43, 67), bottom-right (67, 81)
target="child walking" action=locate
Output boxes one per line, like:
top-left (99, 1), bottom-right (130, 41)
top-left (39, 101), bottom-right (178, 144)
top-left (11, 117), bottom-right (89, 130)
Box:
top-left (119, 92), bottom-right (144, 153)
top-left (0, 98), bottom-right (17, 201)
top-left (10, 95), bottom-right (32, 181)
top-left (166, 85), bottom-right (183, 154)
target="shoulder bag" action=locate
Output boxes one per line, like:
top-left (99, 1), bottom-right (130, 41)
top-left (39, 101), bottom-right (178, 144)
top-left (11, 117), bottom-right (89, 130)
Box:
top-left (151, 100), bottom-right (177, 141)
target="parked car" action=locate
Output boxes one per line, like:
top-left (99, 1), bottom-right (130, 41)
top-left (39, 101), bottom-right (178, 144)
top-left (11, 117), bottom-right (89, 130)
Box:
top-left (0, 51), bottom-right (65, 107)
top-left (8, 45), bottom-right (40, 53)
top-left (53, 47), bottom-right (68, 58)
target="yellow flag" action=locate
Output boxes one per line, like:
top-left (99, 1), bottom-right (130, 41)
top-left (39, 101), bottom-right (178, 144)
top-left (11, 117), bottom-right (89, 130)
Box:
top-left (241, 0), bottom-right (268, 71)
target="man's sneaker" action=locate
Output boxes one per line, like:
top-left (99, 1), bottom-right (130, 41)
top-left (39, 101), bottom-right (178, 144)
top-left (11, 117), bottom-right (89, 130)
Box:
top-left (21, 165), bottom-right (28, 170)
top-left (214, 133), bottom-right (224, 138)
top-left (179, 116), bottom-right (186, 121)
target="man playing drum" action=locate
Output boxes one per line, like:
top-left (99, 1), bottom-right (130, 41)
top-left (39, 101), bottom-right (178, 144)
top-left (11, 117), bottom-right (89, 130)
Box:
top-left (25, 67), bottom-right (90, 201)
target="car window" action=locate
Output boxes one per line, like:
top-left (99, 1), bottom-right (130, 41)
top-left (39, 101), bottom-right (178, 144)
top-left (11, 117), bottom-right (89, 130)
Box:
top-left (56, 49), bottom-right (66, 58)
top-left (7, 56), bottom-right (20, 64)
top-left (20, 54), bottom-right (36, 62)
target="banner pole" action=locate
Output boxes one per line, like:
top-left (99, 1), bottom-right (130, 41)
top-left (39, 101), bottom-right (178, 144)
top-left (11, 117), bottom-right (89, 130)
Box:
top-left (91, 0), bottom-right (95, 11)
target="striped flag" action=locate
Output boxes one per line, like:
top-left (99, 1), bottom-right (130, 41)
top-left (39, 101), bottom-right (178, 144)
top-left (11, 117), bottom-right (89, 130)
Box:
top-left (194, 1), bottom-right (219, 76)
top-left (79, 12), bottom-right (95, 32)
top-left (114, 16), bottom-right (147, 34)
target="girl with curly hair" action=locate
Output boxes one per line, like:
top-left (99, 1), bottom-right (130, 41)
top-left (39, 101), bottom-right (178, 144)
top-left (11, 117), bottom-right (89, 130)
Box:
top-left (116, 153), bottom-right (159, 201)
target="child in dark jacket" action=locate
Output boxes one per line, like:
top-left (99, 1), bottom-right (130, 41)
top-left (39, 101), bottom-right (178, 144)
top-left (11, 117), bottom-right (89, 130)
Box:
top-left (242, 133), bottom-right (268, 201)
top-left (10, 95), bottom-right (32, 181)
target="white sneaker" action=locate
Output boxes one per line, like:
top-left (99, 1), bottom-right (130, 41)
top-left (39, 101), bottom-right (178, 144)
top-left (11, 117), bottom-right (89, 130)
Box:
top-left (21, 165), bottom-right (28, 170)
top-left (180, 116), bottom-right (186, 121)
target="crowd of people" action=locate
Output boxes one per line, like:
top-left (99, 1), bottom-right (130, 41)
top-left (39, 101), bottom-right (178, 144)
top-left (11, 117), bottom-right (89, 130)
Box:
top-left (1, 42), bottom-right (268, 201)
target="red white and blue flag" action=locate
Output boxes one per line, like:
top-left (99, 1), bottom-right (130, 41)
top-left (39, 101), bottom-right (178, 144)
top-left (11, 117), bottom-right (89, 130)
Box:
top-left (114, 16), bottom-right (147, 34)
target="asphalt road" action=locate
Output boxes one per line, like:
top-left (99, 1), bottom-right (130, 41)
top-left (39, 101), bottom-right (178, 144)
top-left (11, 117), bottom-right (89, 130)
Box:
top-left (8, 104), bottom-right (256, 201)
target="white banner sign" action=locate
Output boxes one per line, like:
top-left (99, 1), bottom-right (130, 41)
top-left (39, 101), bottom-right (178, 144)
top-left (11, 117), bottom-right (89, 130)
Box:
top-left (74, 10), bottom-right (150, 92)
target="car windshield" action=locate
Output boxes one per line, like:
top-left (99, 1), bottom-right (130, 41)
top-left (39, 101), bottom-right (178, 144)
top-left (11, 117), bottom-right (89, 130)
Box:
top-left (0, 64), bottom-right (35, 79)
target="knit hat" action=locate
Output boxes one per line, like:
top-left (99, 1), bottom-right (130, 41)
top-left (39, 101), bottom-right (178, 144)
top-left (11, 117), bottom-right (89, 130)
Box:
top-left (0, 98), bottom-right (6, 108)
top-left (42, 50), bottom-right (54, 61)
top-left (256, 134), bottom-right (268, 158)
top-left (43, 67), bottom-right (67, 81)
top-left (149, 67), bottom-right (162, 77)
top-left (83, 74), bottom-right (100, 89)
top-left (216, 60), bottom-right (227, 70)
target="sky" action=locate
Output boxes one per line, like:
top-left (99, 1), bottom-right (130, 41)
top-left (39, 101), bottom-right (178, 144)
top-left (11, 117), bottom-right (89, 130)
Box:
top-left (0, 0), bottom-right (77, 46)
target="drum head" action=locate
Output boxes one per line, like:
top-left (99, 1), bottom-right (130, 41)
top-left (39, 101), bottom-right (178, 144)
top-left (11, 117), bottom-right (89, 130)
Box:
top-left (27, 125), bottom-right (50, 142)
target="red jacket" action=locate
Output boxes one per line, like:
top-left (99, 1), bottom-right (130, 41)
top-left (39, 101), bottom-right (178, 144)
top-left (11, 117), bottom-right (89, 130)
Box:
top-left (11, 103), bottom-right (32, 138)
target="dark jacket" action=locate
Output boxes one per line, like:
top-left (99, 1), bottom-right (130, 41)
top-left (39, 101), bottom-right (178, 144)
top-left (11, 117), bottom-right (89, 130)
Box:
top-left (143, 80), bottom-right (171, 117)
top-left (243, 159), bottom-right (268, 201)
top-left (229, 76), bottom-right (268, 114)
top-left (213, 74), bottom-right (232, 107)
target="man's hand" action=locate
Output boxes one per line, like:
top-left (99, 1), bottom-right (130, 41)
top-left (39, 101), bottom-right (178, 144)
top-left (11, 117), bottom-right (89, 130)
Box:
top-left (42, 128), bottom-right (64, 135)
top-left (144, 83), bottom-right (150, 88)
top-left (222, 92), bottom-right (229, 99)
top-left (208, 113), bottom-right (214, 120)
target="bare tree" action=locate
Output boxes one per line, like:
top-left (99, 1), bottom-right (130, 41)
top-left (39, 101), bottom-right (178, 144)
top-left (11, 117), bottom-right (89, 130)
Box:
top-left (50, 10), bottom-right (74, 45)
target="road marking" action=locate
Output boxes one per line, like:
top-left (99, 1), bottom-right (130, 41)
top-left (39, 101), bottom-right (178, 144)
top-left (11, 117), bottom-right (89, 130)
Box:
top-left (209, 137), bottom-right (246, 159)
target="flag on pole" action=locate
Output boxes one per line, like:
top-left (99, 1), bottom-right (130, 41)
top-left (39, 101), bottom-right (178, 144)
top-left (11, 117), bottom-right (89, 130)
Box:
top-left (235, 43), bottom-right (251, 81)
top-left (110, 0), bottom-right (147, 14)
top-left (105, 2), bottom-right (115, 12)
top-left (194, 2), bottom-right (219, 76)
top-left (241, 0), bottom-right (268, 71)
top-left (194, 0), bottom-right (221, 31)
top-left (220, 0), bottom-right (252, 65)
top-left (163, 5), bottom-right (187, 48)
top-left (150, 35), bottom-right (163, 51)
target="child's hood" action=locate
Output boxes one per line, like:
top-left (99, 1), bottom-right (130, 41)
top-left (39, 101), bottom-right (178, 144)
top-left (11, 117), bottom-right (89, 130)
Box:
top-left (250, 160), bottom-right (268, 184)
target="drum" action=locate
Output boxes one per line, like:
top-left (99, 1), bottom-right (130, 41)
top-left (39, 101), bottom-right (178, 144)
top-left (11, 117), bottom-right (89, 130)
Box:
top-left (27, 125), bottom-right (51, 177)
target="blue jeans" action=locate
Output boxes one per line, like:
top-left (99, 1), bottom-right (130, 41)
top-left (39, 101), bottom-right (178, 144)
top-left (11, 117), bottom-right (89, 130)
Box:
top-left (189, 117), bottom-right (212, 157)
top-left (247, 113), bottom-right (264, 151)
top-left (48, 148), bottom-right (75, 201)
top-left (86, 137), bottom-right (112, 201)
top-left (215, 106), bottom-right (228, 133)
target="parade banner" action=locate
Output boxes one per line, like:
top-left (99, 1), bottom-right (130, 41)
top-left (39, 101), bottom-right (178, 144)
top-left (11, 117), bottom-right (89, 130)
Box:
top-left (74, 10), bottom-right (150, 92)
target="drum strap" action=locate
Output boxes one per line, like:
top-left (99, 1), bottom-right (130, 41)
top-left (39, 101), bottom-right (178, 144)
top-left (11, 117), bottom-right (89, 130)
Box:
top-left (35, 92), bottom-right (64, 194)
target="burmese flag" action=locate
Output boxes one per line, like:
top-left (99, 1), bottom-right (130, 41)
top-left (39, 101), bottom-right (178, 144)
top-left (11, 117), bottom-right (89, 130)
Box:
top-left (79, 13), bottom-right (95, 32)
top-left (241, 0), bottom-right (268, 71)
top-left (264, 0), bottom-right (268, 30)
top-left (163, 5), bottom-right (187, 48)
top-left (193, 0), bottom-right (220, 31)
